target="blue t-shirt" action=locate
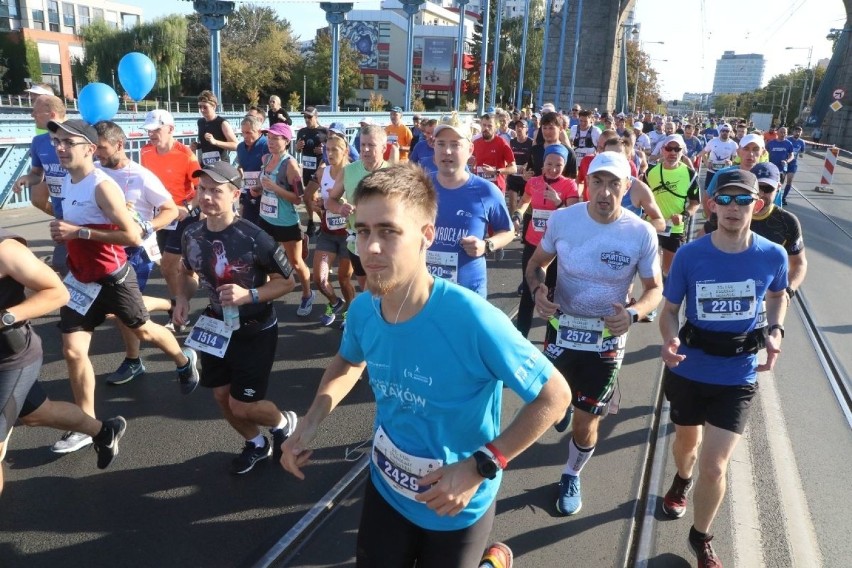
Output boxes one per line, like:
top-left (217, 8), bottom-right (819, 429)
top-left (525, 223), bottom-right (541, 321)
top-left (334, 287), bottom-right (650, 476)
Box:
top-left (766, 139), bottom-right (794, 170)
top-left (664, 234), bottom-right (788, 385)
top-left (30, 133), bottom-right (67, 219)
top-left (339, 277), bottom-right (554, 530)
top-left (409, 140), bottom-right (437, 173)
top-left (429, 173), bottom-right (512, 297)
top-left (788, 137), bottom-right (806, 165)
top-left (236, 136), bottom-right (268, 223)
top-left (684, 136), bottom-right (704, 158)
top-left (703, 127), bottom-right (719, 139)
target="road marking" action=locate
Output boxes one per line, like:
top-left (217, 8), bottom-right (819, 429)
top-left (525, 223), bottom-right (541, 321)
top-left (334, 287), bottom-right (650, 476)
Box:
top-left (729, 423), bottom-right (763, 567)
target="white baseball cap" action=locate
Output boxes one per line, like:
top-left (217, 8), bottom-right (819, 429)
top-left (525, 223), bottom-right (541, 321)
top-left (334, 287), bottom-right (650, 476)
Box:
top-left (143, 109), bottom-right (175, 130)
top-left (587, 151), bottom-right (631, 179)
top-left (739, 133), bottom-right (765, 149)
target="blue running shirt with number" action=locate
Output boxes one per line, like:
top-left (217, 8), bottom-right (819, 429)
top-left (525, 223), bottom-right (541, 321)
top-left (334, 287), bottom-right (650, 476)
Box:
top-left (664, 234), bottom-right (788, 385)
top-left (339, 277), bottom-right (554, 530)
top-left (30, 133), bottom-right (67, 219)
top-left (429, 174), bottom-right (512, 297)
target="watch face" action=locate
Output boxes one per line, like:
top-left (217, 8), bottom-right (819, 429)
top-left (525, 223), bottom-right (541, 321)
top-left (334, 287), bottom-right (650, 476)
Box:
top-left (2, 312), bottom-right (15, 326)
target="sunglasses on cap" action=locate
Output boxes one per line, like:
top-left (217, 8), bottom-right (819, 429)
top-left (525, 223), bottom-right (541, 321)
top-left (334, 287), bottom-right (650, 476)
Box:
top-left (713, 194), bottom-right (757, 206)
top-left (758, 183), bottom-right (777, 193)
top-left (664, 145), bottom-right (682, 152)
top-left (720, 128), bottom-right (731, 132)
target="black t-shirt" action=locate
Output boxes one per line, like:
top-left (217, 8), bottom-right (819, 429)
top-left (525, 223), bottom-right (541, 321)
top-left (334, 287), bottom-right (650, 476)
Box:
top-left (181, 219), bottom-right (293, 332)
top-left (705, 206), bottom-right (804, 255)
top-left (296, 126), bottom-right (328, 183)
top-left (526, 143), bottom-right (578, 179)
top-left (197, 116), bottom-right (230, 164)
top-left (0, 230), bottom-right (41, 370)
top-left (268, 107), bottom-right (292, 126)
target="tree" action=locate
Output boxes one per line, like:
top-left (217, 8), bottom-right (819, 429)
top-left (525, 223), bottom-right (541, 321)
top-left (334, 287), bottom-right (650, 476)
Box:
top-left (300, 29), bottom-right (361, 106)
top-left (182, 13), bottom-right (210, 95)
top-left (625, 40), bottom-right (661, 113)
top-left (288, 91), bottom-right (301, 112)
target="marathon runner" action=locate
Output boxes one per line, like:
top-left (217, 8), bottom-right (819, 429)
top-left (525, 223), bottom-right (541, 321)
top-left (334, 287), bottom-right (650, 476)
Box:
top-left (194, 90), bottom-right (238, 165)
top-left (296, 106), bottom-right (328, 237)
top-left (235, 114), bottom-right (268, 224)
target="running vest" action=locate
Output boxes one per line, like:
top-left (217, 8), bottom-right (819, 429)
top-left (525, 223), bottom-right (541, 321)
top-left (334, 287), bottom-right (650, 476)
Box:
top-left (62, 168), bottom-right (127, 282)
top-left (259, 153), bottom-right (298, 226)
top-left (0, 230), bottom-right (41, 370)
top-left (573, 128), bottom-right (595, 158)
top-left (197, 116), bottom-right (229, 164)
top-left (320, 166), bottom-right (347, 235)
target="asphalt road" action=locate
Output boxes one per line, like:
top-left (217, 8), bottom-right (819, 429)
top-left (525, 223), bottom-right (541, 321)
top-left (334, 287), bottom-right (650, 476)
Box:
top-left (2, 152), bottom-right (851, 568)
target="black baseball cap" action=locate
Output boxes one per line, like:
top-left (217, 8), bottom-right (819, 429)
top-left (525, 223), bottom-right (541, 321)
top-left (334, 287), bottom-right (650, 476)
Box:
top-left (192, 161), bottom-right (242, 186)
top-left (715, 169), bottom-right (759, 194)
top-left (47, 119), bottom-right (97, 144)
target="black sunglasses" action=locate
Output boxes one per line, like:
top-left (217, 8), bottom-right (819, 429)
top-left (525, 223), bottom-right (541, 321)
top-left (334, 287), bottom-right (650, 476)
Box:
top-left (714, 194), bottom-right (757, 206)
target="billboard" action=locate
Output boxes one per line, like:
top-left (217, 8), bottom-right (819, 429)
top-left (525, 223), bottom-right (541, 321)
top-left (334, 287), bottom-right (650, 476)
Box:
top-left (421, 38), bottom-right (454, 89)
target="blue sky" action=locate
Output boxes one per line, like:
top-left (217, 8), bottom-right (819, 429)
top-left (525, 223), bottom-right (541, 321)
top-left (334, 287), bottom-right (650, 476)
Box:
top-left (124, 0), bottom-right (846, 99)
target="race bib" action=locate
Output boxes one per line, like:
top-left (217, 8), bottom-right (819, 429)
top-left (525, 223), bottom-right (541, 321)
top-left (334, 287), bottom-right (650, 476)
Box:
top-left (63, 273), bottom-right (102, 315)
top-left (710, 160), bottom-right (727, 170)
top-left (575, 147), bottom-right (595, 159)
top-left (142, 233), bottom-right (162, 263)
top-left (325, 210), bottom-right (347, 231)
top-left (531, 209), bottom-right (552, 233)
top-left (555, 314), bottom-right (606, 352)
top-left (387, 135), bottom-right (398, 144)
top-left (696, 280), bottom-right (757, 322)
top-left (372, 425), bottom-right (443, 501)
top-left (425, 250), bottom-right (458, 283)
top-left (46, 175), bottom-right (64, 197)
top-left (657, 223), bottom-right (673, 237)
top-left (202, 151), bottom-right (220, 165)
top-left (260, 192), bottom-right (279, 218)
top-left (755, 300), bottom-right (767, 329)
top-left (301, 155), bottom-right (317, 170)
top-left (184, 314), bottom-right (232, 358)
top-left (476, 166), bottom-right (496, 181)
top-left (243, 171), bottom-right (260, 190)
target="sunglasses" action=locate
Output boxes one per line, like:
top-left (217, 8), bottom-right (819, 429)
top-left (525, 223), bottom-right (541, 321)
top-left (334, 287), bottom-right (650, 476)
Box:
top-left (758, 184), bottom-right (776, 193)
top-left (714, 194), bottom-right (757, 206)
top-left (663, 146), bottom-right (682, 152)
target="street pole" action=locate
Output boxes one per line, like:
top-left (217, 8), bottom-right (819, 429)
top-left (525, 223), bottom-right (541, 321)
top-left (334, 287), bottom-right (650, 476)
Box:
top-left (401, 1), bottom-right (424, 112)
top-left (554, 0), bottom-right (570, 110)
top-left (515, 0), bottom-right (531, 110)
top-left (320, 3), bottom-right (353, 113)
top-left (567, 0), bottom-right (583, 109)
top-left (454, 0), bottom-right (470, 111)
top-left (477, 0), bottom-right (490, 113)
top-left (489, 0), bottom-right (504, 109)
top-left (536, 0), bottom-right (552, 109)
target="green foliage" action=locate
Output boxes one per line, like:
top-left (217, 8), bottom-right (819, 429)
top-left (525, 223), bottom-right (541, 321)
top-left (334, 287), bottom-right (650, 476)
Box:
top-left (288, 91), bottom-right (301, 112)
top-left (497, 0), bottom-right (544, 109)
top-left (468, 0), bottom-right (499, 103)
top-left (0, 36), bottom-right (41, 93)
top-left (182, 13), bottom-right (210, 95)
top-left (626, 40), bottom-right (661, 113)
top-left (300, 29), bottom-right (361, 106)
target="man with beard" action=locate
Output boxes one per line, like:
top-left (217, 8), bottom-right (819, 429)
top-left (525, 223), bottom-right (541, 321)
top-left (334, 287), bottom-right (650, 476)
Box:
top-left (280, 163), bottom-right (571, 567)
top-left (472, 113), bottom-right (516, 194)
top-left (569, 110), bottom-right (602, 161)
top-left (94, 121), bottom-right (178, 385)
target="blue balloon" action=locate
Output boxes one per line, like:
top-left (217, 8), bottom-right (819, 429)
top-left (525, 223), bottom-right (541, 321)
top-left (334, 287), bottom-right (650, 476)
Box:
top-left (118, 52), bottom-right (157, 101)
top-left (78, 83), bottom-right (119, 124)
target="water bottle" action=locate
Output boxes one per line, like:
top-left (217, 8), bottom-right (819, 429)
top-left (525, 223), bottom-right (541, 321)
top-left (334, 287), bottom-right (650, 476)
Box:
top-left (222, 304), bottom-right (240, 330)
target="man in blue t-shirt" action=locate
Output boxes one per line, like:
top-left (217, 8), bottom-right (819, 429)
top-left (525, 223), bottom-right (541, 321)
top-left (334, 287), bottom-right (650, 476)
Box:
top-left (13, 94), bottom-right (69, 274)
top-left (427, 113), bottom-right (514, 297)
top-left (280, 163), bottom-right (571, 567)
top-left (658, 168), bottom-right (788, 568)
top-left (782, 125), bottom-right (808, 206)
top-left (765, 126), bottom-right (794, 186)
top-left (236, 115), bottom-right (269, 223)
top-left (408, 118), bottom-right (437, 173)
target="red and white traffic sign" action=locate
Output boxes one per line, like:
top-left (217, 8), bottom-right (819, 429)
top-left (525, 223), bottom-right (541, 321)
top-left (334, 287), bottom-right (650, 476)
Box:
top-left (833, 88), bottom-right (846, 100)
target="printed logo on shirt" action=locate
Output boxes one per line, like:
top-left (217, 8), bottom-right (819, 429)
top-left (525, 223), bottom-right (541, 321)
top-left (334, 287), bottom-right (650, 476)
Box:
top-left (434, 226), bottom-right (470, 246)
top-left (600, 251), bottom-right (632, 271)
top-left (371, 378), bottom-right (428, 410)
top-left (455, 209), bottom-right (472, 218)
top-left (513, 351), bottom-right (542, 383)
top-left (545, 342), bottom-right (565, 359)
top-left (403, 365), bottom-right (433, 386)
top-left (243, 388), bottom-right (256, 397)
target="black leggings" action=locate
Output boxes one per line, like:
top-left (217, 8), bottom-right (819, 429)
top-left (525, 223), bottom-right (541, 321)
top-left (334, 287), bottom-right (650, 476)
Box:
top-left (516, 242), bottom-right (558, 338)
top-left (355, 478), bottom-right (495, 568)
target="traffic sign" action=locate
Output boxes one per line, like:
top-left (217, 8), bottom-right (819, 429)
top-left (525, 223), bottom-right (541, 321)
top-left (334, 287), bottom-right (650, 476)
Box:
top-left (833, 88), bottom-right (846, 100)
top-left (830, 100), bottom-right (842, 112)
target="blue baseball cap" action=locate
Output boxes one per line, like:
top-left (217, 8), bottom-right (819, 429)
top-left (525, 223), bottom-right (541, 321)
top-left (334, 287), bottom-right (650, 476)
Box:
top-left (751, 162), bottom-right (781, 187)
top-left (328, 122), bottom-right (346, 135)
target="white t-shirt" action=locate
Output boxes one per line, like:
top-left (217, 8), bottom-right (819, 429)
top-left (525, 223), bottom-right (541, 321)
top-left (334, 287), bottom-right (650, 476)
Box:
top-left (97, 161), bottom-right (173, 222)
top-left (540, 203), bottom-right (659, 317)
top-left (703, 138), bottom-right (739, 170)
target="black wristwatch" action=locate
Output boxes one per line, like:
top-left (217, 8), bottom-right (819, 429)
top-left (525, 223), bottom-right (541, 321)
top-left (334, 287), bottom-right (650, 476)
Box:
top-left (472, 450), bottom-right (499, 480)
top-left (768, 324), bottom-right (785, 338)
top-left (0, 310), bottom-right (16, 329)
top-left (484, 239), bottom-right (496, 254)
top-left (786, 287), bottom-right (797, 299)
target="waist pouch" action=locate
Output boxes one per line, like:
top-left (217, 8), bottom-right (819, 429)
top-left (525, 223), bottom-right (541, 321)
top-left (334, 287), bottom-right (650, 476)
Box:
top-left (97, 264), bottom-right (132, 287)
top-left (678, 320), bottom-right (766, 357)
top-left (0, 322), bottom-right (30, 355)
top-left (203, 305), bottom-right (274, 337)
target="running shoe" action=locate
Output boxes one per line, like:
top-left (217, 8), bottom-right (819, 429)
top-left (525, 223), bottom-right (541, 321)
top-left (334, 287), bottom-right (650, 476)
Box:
top-left (479, 541), bottom-right (513, 568)
top-left (105, 359), bottom-right (146, 385)
top-left (554, 405), bottom-right (574, 433)
top-left (51, 431), bottom-right (93, 454)
top-left (320, 298), bottom-right (345, 326)
top-left (642, 309), bottom-right (657, 323)
top-left (662, 474), bottom-right (694, 519)
top-left (339, 310), bottom-right (348, 330)
top-left (271, 410), bottom-right (298, 464)
top-left (177, 348), bottom-right (200, 395)
top-left (689, 532), bottom-right (722, 568)
top-left (231, 436), bottom-right (272, 475)
top-left (93, 416), bottom-right (127, 469)
top-left (296, 290), bottom-right (316, 317)
top-left (556, 473), bottom-right (582, 516)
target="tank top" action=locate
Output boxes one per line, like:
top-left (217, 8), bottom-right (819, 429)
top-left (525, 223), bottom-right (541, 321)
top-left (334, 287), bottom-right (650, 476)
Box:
top-left (197, 116), bottom-right (229, 165)
top-left (259, 153), bottom-right (299, 227)
top-left (62, 168), bottom-right (127, 282)
top-left (0, 230), bottom-right (42, 370)
top-left (573, 127), bottom-right (596, 158)
top-left (621, 181), bottom-right (644, 217)
top-left (320, 166), bottom-right (347, 236)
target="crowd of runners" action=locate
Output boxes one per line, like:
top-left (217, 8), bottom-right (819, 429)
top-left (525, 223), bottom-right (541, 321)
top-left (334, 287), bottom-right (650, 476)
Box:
top-left (1, 86), bottom-right (812, 568)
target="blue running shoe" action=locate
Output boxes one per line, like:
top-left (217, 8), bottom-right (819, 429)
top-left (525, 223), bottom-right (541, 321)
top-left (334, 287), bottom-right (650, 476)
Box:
top-left (556, 473), bottom-right (582, 516)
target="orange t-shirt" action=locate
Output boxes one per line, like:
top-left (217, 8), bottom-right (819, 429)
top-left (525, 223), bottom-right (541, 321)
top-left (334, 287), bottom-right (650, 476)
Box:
top-left (140, 141), bottom-right (199, 204)
top-left (384, 123), bottom-right (414, 162)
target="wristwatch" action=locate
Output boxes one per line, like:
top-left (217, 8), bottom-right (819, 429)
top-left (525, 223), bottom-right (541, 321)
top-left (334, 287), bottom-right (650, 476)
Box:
top-left (0, 310), bottom-right (16, 328)
top-left (78, 227), bottom-right (92, 240)
top-left (472, 450), bottom-right (500, 480)
top-left (626, 307), bottom-right (639, 324)
top-left (484, 239), bottom-right (496, 254)
top-left (768, 324), bottom-right (785, 338)
top-left (785, 287), bottom-right (797, 299)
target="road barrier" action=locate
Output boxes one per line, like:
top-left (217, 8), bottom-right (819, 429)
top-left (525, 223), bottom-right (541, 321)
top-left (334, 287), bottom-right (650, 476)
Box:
top-left (815, 146), bottom-right (840, 194)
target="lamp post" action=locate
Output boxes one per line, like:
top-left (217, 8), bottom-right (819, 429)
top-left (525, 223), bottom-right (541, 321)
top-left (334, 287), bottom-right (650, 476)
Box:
top-left (454, 0), bottom-right (470, 111)
top-left (515, 0), bottom-right (531, 110)
top-left (536, 0), bottom-right (553, 109)
top-left (632, 41), bottom-right (664, 113)
top-left (620, 23), bottom-right (640, 114)
top-left (401, 0), bottom-right (425, 112)
top-left (786, 45), bottom-right (813, 122)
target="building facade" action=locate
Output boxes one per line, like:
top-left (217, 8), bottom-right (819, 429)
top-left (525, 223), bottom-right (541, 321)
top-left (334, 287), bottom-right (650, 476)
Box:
top-left (712, 51), bottom-right (765, 95)
top-left (0, 0), bottom-right (141, 98)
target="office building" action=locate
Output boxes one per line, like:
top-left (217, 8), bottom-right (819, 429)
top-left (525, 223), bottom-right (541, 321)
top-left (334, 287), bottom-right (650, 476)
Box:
top-left (712, 51), bottom-right (765, 95)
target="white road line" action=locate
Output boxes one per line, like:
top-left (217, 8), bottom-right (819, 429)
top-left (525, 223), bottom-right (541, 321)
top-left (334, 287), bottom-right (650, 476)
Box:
top-left (758, 371), bottom-right (825, 568)
top-left (729, 423), bottom-right (763, 568)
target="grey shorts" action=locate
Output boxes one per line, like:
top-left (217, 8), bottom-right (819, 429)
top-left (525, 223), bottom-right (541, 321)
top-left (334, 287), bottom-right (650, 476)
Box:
top-left (315, 231), bottom-right (349, 258)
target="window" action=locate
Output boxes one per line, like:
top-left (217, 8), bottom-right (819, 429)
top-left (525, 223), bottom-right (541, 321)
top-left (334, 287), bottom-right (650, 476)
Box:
top-left (47, 0), bottom-right (58, 23)
top-left (361, 74), bottom-right (375, 90)
top-left (92, 7), bottom-right (103, 21)
top-left (378, 77), bottom-right (388, 90)
top-left (62, 2), bottom-right (74, 27)
top-left (378, 54), bottom-right (389, 70)
top-left (31, 8), bottom-right (44, 29)
top-left (77, 5), bottom-right (89, 27)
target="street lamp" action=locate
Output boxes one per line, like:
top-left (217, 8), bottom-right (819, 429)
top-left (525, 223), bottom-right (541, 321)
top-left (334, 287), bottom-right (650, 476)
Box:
top-left (786, 45), bottom-right (813, 122)
top-left (620, 23), bottom-right (640, 113)
top-left (633, 43), bottom-right (664, 113)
